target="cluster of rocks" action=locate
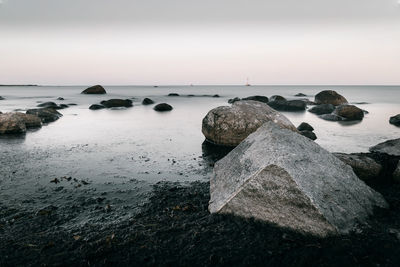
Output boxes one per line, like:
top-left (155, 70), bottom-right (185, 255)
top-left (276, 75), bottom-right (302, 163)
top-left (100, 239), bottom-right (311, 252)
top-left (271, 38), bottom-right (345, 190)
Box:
top-left (297, 122), bottom-right (317, 140)
top-left (36, 101), bottom-right (69, 110)
top-left (0, 112), bottom-right (42, 134)
top-left (228, 95), bottom-right (307, 111)
top-left (308, 90), bottom-right (364, 121)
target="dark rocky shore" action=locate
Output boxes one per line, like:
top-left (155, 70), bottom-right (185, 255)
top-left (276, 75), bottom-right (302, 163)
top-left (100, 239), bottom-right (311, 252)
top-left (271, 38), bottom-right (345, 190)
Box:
top-left (1, 178), bottom-right (400, 267)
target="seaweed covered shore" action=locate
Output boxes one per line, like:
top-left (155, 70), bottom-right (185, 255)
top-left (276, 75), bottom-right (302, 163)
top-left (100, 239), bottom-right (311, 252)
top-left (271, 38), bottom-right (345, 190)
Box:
top-left (1, 179), bottom-right (400, 267)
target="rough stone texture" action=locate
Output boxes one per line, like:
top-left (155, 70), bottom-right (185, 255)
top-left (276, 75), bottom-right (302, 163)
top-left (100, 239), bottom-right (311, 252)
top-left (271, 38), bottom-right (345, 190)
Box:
top-left (0, 113), bottom-right (26, 134)
top-left (142, 98), bottom-right (155, 105)
top-left (154, 103), bottom-right (173, 112)
top-left (270, 95), bottom-right (286, 101)
top-left (333, 105), bottom-right (364, 121)
top-left (81, 85), bottom-right (106, 94)
top-left (13, 113), bottom-right (42, 128)
top-left (389, 114), bottom-right (400, 126)
top-left (393, 162), bottom-right (400, 183)
top-left (308, 104), bottom-right (335, 115)
top-left (314, 90), bottom-right (348, 106)
top-left (300, 130), bottom-right (317, 141)
top-left (297, 122), bottom-right (314, 132)
top-left (202, 100), bottom-right (297, 147)
top-left (319, 114), bottom-right (344, 121)
top-left (100, 99), bottom-right (133, 108)
top-left (333, 153), bottom-right (382, 181)
top-left (242, 95), bottom-right (269, 104)
top-left (89, 104), bottom-right (105, 110)
top-left (26, 108), bottom-right (62, 123)
top-left (209, 122), bottom-right (388, 237)
top-left (267, 100), bottom-right (306, 111)
top-left (369, 139), bottom-right (400, 157)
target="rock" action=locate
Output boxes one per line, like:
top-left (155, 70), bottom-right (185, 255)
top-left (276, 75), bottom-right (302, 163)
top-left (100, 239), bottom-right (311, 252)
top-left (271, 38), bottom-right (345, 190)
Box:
top-left (369, 139), bottom-right (400, 157)
top-left (270, 95), bottom-right (286, 101)
top-left (154, 103), bottom-right (173, 112)
top-left (319, 114), bottom-right (344, 121)
top-left (37, 102), bottom-right (59, 109)
top-left (314, 90), bottom-right (348, 106)
top-left (297, 122), bottom-right (314, 132)
top-left (267, 100), bottom-right (306, 111)
top-left (58, 104), bottom-right (69, 109)
top-left (295, 93), bottom-right (307, 97)
top-left (389, 114), bottom-right (400, 126)
top-left (209, 122), bottom-right (388, 237)
top-left (0, 111), bottom-right (2, 114)
top-left (168, 93), bottom-right (179, 96)
top-left (81, 85), bottom-right (107, 94)
top-left (333, 105), bottom-right (364, 121)
top-left (308, 104), bottom-right (335, 115)
top-left (202, 100), bottom-right (297, 147)
top-left (393, 162), bottom-right (400, 183)
top-left (142, 98), bottom-right (155, 105)
top-left (67, 103), bottom-right (77, 106)
top-left (228, 97), bottom-right (241, 104)
top-left (0, 96), bottom-right (5, 100)
top-left (89, 104), bottom-right (106, 110)
top-left (333, 153), bottom-right (382, 181)
top-left (0, 113), bottom-right (26, 134)
top-left (300, 130), bottom-right (317, 140)
top-left (100, 99), bottom-right (133, 108)
top-left (26, 108), bottom-right (62, 123)
top-left (242, 95), bottom-right (269, 104)
top-left (57, 97), bottom-right (64, 100)
top-left (213, 94), bottom-right (220, 98)
top-left (13, 113), bottom-right (42, 128)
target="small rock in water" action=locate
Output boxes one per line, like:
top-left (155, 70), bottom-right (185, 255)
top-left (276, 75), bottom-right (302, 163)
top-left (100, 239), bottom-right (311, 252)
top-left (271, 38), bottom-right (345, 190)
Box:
top-left (242, 95), bottom-right (269, 104)
top-left (89, 104), bottom-right (105, 110)
top-left (295, 93), bottom-right (307, 97)
top-left (297, 122), bottom-right (314, 132)
top-left (81, 85), bottom-right (107, 94)
top-left (212, 94), bottom-right (220, 98)
top-left (389, 114), bottom-right (400, 126)
top-left (333, 105), bottom-right (364, 121)
top-left (101, 99), bottom-right (133, 108)
top-left (270, 95), bottom-right (286, 101)
top-left (314, 90), bottom-right (348, 106)
top-left (267, 100), bottom-right (306, 111)
top-left (308, 104), bottom-right (335, 115)
top-left (142, 98), bottom-right (155, 105)
top-left (0, 113), bottom-right (27, 134)
top-left (154, 103), bottom-right (173, 112)
top-left (168, 93), bottom-right (179, 96)
top-left (0, 96), bottom-right (5, 100)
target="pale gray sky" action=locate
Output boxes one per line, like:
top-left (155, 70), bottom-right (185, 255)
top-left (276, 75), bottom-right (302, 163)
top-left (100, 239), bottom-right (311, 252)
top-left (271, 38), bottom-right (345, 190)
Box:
top-left (1, 0), bottom-right (400, 85)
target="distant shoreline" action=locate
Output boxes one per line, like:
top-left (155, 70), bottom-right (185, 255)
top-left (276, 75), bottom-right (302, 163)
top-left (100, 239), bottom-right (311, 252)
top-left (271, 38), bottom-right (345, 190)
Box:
top-left (0, 84), bottom-right (38, 87)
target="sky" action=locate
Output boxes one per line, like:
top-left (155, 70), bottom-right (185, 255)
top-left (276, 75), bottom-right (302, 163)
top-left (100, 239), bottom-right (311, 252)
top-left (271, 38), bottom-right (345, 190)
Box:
top-left (0, 0), bottom-right (400, 85)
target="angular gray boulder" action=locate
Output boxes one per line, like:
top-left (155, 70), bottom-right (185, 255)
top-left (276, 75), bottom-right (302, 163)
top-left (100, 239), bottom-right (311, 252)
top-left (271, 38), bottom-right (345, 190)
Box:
top-left (202, 100), bottom-right (298, 147)
top-left (209, 122), bottom-right (388, 237)
top-left (369, 138), bottom-right (400, 157)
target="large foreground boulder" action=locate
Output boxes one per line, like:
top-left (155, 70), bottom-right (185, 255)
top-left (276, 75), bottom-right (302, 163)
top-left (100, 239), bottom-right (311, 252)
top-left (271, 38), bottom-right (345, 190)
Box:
top-left (81, 85), bottom-right (107, 94)
top-left (369, 139), bottom-right (400, 157)
top-left (389, 114), bottom-right (400, 126)
top-left (333, 105), bottom-right (364, 121)
top-left (202, 100), bottom-right (297, 147)
top-left (0, 113), bottom-right (27, 134)
top-left (209, 122), bottom-right (388, 237)
top-left (26, 108), bottom-right (62, 123)
top-left (333, 153), bottom-right (382, 181)
top-left (314, 90), bottom-right (348, 106)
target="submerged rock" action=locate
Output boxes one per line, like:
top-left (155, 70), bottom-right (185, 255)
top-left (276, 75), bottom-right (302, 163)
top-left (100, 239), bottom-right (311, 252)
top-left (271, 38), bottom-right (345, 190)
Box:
top-left (228, 97), bottom-right (241, 104)
top-left (26, 108), bottom-right (62, 123)
top-left (213, 94), bottom-right (220, 98)
top-left (269, 95), bottom-right (286, 102)
top-left (0, 113), bottom-right (26, 134)
top-left (89, 104), bottom-right (105, 110)
top-left (297, 122), bottom-right (314, 132)
top-left (295, 93), bottom-right (307, 97)
top-left (81, 85), bottom-right (107, 94)
top-left (242, 95), bottom-right (269, 104)
top-left (57, 97), bottom-right (64, 100)
top-left (154, 103), bottom-right (173, 111)
top-left (209, 122), bottom-right (388, 237)
top-left (202, 100), bottom-right (297, 147)
top-left (333, 105), bottom-right (364, 121)
top-left (308, 104), bottom-right (335, 115)
top-left (389, 114), bottom-right (400, 126)
top-left (369, 139), bottom-right (400, 157)
top-left (100, 99), bottom-right (133, 108)
top-left (333, 153), bottom-right (382, 181)
top-left (267, 100), bottom-right (306, 111)
top-left (168, 93), bottom-right (179, 97)
top-left (142, 98), bottom-right (155, 105)
top-left (314, 90), bottom-right (348, 106)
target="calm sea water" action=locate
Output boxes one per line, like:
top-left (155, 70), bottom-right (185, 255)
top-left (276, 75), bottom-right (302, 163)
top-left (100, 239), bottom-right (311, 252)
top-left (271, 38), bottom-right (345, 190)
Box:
top-left (0, 85), bottom-right (399, 186)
